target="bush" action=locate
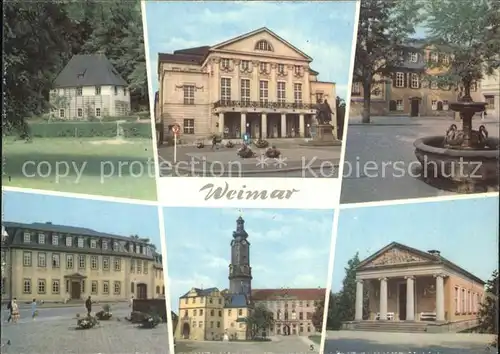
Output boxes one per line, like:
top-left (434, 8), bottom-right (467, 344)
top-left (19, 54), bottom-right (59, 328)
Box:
top-left (24, 121), bottom-right (152, 138)
top-left (76, 315), bottom-right (99, 329)
top-left (196, 141), bottom-right (205, 149)
top-left (226, 141), bottom-right (235, 148)
top-left (95, 304), bottom-right (112, 320)
top-left (237, 145), bottom-right (255, 158)
top-left (265, 146), bottom-right (281, 158)
top-left (254, 139), bottom-right (269, 148)
top-left (139, 313), bottom-right (162, 329)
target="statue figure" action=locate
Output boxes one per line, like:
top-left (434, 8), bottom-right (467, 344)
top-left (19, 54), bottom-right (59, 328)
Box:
top-left (315, 99), bottom-right (334, 125)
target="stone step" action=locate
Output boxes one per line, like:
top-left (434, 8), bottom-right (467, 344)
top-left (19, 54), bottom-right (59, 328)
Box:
top-left (352, 322), bottom-right (429, 333)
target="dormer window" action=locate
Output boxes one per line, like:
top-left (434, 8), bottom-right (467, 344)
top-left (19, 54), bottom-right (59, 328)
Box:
top-left (129, 244), bottom-right (134, 252)
top-left (77, 237), bottom-right (84, 248)
top-left (23, 232), bottom-right (31, 243)
top-left (52, 235), bottom-right (59, 246)
top-left (77, 70), bottom-right (86, 79)
top-left (136, 245), bottom-right (141, 254)
top-left (76, 87), bottom-right (83, 96)
top-left (95, 86), bottom-right (101, 95)
top-left (409, 52), bottom-right (418, 63)
top-left (114, 86), bottom-right (118, 95)
top-left (38, 233), bottom-right (45, 244)
top-left (103, 241), bottom-right (108, 250)
top-left (113, 241), bottom-right (119, 251)
top-left (90, 239), bottom-right (97, 248)
top-left (66, 236), bottom-right (72, 247)
top-left (255, 40), bottom-right (273, 51)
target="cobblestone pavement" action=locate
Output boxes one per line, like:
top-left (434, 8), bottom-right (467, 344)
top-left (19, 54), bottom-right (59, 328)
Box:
top-left (175, 336), bottom-right (316, 354)
top-left (340, 116), bottom-right (499, 204)
top-left (324, 330), bottom-right (498, 354)
top-left (1, 306), bottom-right (171, 354)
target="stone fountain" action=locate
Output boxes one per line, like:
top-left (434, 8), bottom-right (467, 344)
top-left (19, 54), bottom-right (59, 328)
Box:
top-left (414, 86), bottom-right (499, 192)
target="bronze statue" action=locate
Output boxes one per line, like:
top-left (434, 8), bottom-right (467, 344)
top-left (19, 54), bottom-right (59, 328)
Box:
top-left (315, 99), bottom-right (334, 125)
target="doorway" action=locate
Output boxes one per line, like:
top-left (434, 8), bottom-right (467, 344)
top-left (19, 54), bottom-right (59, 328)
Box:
top-left (398, 283), bottom-right (407, 320)
top-left (182, 322), bottom-right (190, 339)
top-left (410, 99), bottom-right (419, 117)
top-left (283, 325), bottom-right (290, 335)
top-left (136, 283), bottom-right (147, 299)
top-left (71, 281), bottom-right (81, 300)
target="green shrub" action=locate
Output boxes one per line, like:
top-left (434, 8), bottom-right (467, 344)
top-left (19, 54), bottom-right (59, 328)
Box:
top-left (122, 122), bottom-right (152, 138)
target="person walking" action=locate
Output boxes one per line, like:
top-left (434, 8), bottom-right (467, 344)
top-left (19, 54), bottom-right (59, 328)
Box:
top-left (10, 299), bottom-right (20, 324)
top-left (211, 135), bottom-right (217, 150)
top-left (129, 295), bottom-right (134, 308)
top-left (85, 296), bottom-right (92, 317)
top-left (6, 298), bottom-right (13, 323)
top-left (31, 298), bottom-right (37, 320)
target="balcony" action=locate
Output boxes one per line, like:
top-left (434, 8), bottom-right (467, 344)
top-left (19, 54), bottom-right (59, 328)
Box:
top-left (213, 100), bottom-right (316, 114)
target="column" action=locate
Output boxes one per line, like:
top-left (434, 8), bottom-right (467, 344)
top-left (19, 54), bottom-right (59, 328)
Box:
top-left (355, 280), bottom-right (364, 321)
top-left (435, 274), bottom-right (445, 321)
top-left (261, 113), bottom-right (267, 139)
top-left (280, 113), bottom-right (287, 138)
top-left (219, 112), bottom-right (224, 135)
top-left (379, 277), bottom-right (388, 320)
top-left (405, 276), bottom-right (415, 321)
top-left (240, 112), bottom-right (246, 139)
top-left (299, 114), bottom-right (305, 137)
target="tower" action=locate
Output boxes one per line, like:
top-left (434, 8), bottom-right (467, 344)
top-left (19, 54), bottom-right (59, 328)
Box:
top-left (228, 216), bottom-right (252, 297)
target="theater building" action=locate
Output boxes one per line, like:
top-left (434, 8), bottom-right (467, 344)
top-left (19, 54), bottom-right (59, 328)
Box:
top-left (157, 27), bottom-right (336, 141)
top-left (348, 242), bottom-right (485, 332)
top-left (174, 216), bottom-right (325, 341)
top-left (1, 222), bottom-right (165, 303)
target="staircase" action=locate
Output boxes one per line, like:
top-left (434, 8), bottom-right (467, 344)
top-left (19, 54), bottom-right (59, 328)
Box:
top-left (350, 321), bottom-right (430, 333)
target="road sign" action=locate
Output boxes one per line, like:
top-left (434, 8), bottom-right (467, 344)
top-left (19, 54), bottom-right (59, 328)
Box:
top-left (172, 124), bottom-right (180, 135)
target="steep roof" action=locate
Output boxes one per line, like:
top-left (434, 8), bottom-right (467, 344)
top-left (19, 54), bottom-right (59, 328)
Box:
top-left (224, 293), bottom-right (250, 308)
top-left (53, 54), bottom-right (128, 88)
top-left (179, 287), bottom-right (219, 299)
top-left (251, 288), bottom-right (326, 301)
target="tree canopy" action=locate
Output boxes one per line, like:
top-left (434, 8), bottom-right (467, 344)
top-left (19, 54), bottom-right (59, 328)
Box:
top-left (477, 269), bottom-right (498, 347)
top-left (245, 303), bottom-right (274, 339)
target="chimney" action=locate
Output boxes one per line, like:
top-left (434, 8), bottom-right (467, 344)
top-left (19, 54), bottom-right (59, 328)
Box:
top-left (428, 249), bottom-right (440, 257)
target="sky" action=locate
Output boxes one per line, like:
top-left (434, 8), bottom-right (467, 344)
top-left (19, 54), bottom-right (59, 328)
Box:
top-left (331, 196), bottom-right (499, 292)
top-left (163, 208), bottom-right (334, 312)
top-left (144, 1), bottom-right (358, 100)
top-left (3, 191), bottom-right (161, 248)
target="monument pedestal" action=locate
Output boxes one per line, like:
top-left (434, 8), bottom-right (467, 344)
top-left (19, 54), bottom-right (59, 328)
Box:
top-left (301, 124), bottom-right (342, 146)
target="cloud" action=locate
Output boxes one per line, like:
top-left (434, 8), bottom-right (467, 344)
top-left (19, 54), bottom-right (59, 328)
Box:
top-left (203, 255), bottom-right (229, 269)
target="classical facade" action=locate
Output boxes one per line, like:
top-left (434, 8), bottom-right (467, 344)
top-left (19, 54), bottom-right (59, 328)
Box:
top-left (157, 27), bottom-right (336, 141)
top-left (352, 242), bottom-right (485, 327)
top-left (481, 68), bottom-right (499, 119)
top-left (1, 222), bottom-right (164, 303)
top-left (350, 40), bottom-right (483, 117)
top-left (175, 216), bottom-right (325, 341)
top-left (50, 54), bottom-right (131, 119)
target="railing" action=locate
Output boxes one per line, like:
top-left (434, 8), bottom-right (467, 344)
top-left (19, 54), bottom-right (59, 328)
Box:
top-left (213, 100), bottom-right (316, 110)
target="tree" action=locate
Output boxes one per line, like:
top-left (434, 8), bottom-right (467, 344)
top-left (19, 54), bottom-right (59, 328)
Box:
top-left (477, 270), bottom-right (498, 347)
top-left (335, 96), bottom-right (346, 139)
top-left (423, 0), bottom-right (500, 99)
top-left (354, 0), bottom-right (422, 123)
top-left (245, 303), bottom-right (274, 339)
top-left (311, 298), bottom-right (325, 331)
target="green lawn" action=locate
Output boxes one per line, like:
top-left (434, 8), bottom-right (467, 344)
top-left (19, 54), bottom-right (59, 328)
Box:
top-left (3, 137), bottom-right (157, 200)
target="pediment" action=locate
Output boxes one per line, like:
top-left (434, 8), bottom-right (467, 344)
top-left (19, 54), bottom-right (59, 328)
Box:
top-left (211, 28), bottom-right (311, 61)
top-left (358, 244), bottom-right (433, 270)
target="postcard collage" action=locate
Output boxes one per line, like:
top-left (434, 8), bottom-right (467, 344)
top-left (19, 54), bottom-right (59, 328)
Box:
top-left (2, 1), bottom-right (499, 353)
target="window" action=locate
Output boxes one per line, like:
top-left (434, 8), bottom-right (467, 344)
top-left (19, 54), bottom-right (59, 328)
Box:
top-left (66, 236), bottom-right (72, 247)
top-left (217, 321), bottom-right (221, 328)
top-left (38, 233), bottom-right (45, 244)
top-left (78, 255), bottom-right (86, 269)
top-left (103, 257), bottom-right (110, 270)
top-left (78, 238), bottom-right (84, 248)
top-left (396, 99), bottom-right (404, 111)
top-left (91, 281), bottom-right (98, 294)
top-left (183, 119), bottom-right (195, 134)
top-left (294, 65), bottom-right (302, 75)
top-left (183, 85), bottom-right (195, 105)
top-left (90, 240), bottom-right (97, 248)
top-left (409, 52), bottom-right (418, 62)
top-left (431, 100), bottom-right (437, 110)
top-left (38, 279), bottom-right (46, 294)
top-left (95, 108), bottom-right (101, 117)
top-left (294, 83), bottom-right (302, 104)
top-left (137, 261), bottom-right (142, 274)
top-left (103, 281), bottom-right (109, 294)
top-left (221, 58), bottom-right (230, 69)
top-left (23, 251), bottom-right (32, 266)
top-left (485, 95), bottom-right (495, 108)
top-left (221, 78), bottom-right (231, 103)
top-left (23, 279), bottom-right (31, 294)
top-left (199, 309), bottom-right (203, 316)
top-left (442, 54), bottom-right (449, 65)
top-left (52, 254), bottom-right (60, 268)
top-left (468, 290), bottom-right (472, 313)
top-left (238, 309), bottom-right (243, 316)
top-left (316, 92), bottom-right (324, 103)
top-left (23, 232), bottom-right (31, 243)
top-left (395, 72), bottom-right (405, 88)
top-left (410, 73), bottom-right (420, 88)
top-left (114, 257), bottom-right (121, 271)
top-left (351, 82), bottom-right (361, 95)
top-left (430, 52), bottom-right (438, 62)
top-left (95, 86), bottom-right (101, 95)
top-left (259, 80), bottom-right (269, 104)
top-left (129, 244), bottom-right (134, 252)
top-left (277, 64), bottom-right (285, 74)
top-left (241, 60), bottom-right (250, 71)
top-left (90, 256), bottom-right (98, 270)
top-left (193, 309), bottom-right (197, 316)
top-left (52, 279), bottom-right (60, 294)
top-left (443, 100), bottom-right (449, 110)
top-left (66, 254), bottom-right (74, 269)
top-left (130, 259), bottom-right (135, 273)
top-left (77, 108), bottom-right (83, 118)
top-left (255, 40), bottom-right (272, 51)
top-left (114, 281), bottom-right (121, 295)
top-left (52, 235), bottom-right (59, 246)
top-left (76, 87), bottom-right (83, 96)
top-left (102, 241), bottom-right (108, 250)
top-left (277, 82), bottom-right (286, 103)
top-left (461, 289), bottom-right (466, 314)
top-left (59, 109), bottom-right (65, 118)
top-left (82, 280), bottom-right (86, 293)
top-left (259, 62), bottom-right (268, 74)
top-left (113, 241), bottom-right (119, 251)
top-left (240, 79), bottom-right (250, 104)
top-left (143, 261), bottom-right (148, 274)
top-left (38, 253), bottom-right (46, 267)
top-left (114, 86), bottom-right (118, 95)
top-left (454, 286), bottom-right (459, 313)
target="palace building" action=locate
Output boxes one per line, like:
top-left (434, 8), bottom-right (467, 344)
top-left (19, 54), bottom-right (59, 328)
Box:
top-left (174, 216), bottom-right (325, 341)
top-left (157, 27), bottom-right (336, 141)
top-left (350, 39), bottom-right (483, 117)
top-left (1, 222), bottom-right (165, 303)
top-left (345, 242), bottom-right (485, 333)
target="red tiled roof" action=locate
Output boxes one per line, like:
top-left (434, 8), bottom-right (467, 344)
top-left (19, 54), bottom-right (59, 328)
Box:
top-left (251, 288), bottom-right (326, 301)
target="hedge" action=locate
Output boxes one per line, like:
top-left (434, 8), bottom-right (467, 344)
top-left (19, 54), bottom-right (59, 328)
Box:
top-left (24, 121), bottom-right (152, 138)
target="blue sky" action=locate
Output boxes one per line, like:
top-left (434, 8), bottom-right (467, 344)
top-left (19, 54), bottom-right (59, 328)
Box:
top-left (332, 197), bottom-right (499, 292)
top-left (163, 208), bottom-right (334, 312)
top-left (145, 1), bottom-right (358, 100)
top-left (3, 191), bottom-right (161, 248)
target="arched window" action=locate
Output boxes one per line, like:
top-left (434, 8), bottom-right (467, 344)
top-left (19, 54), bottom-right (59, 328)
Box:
top-left (156, 285), bottom-right (160, 294)
top-left (437, 101), bottom-right (443, 111)
top-left (389, 100), bottom-right (397, 111)
top-left (255, 40), bottom-right (273, 51)
top-left (162, 286), bottom-right (165, 295)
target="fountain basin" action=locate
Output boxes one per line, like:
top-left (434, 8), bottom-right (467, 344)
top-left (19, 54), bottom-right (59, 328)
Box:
top-left (414, 136), bottom-right (499, 192)
top-left (449, 101), bottom-right (487, 114)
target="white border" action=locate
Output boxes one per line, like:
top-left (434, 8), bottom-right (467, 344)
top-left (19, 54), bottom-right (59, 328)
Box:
top-left (141, 2), bottom-right (176, 354)
top-left (320, 1), bottom-right (361, 353)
